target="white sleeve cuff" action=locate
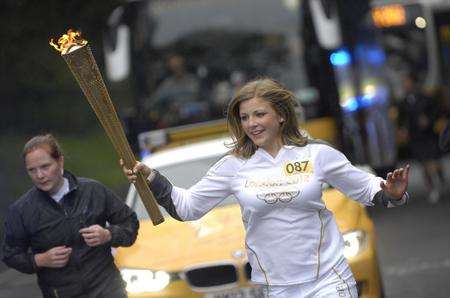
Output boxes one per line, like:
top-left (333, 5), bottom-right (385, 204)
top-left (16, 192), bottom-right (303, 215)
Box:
top-left (146, 169), bottom-right (157, 183)
top-left (387, 192), bottom-right (409, 208)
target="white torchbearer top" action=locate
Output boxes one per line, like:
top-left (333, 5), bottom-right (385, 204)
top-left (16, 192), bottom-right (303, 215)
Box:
top-left (170, 143), bottom-right (386, 285)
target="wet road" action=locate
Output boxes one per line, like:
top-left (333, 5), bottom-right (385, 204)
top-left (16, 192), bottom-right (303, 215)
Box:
top-left (373, 199), bottom-right (450, 298)
top-left (1, 158), bottom-right (450, 297)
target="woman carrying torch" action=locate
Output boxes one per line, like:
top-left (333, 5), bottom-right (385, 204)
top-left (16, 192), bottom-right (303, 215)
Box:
top-left (122, 78), bottom-right (410, 297)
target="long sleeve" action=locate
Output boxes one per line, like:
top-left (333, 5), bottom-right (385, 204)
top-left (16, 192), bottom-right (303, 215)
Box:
top-left (150, 155), bottom-right (237, 221)
top-left (149, 171), bottom-right (182, 220)
top-left (315, 145), bottom-right (383, 206)
top-left (104, 186), bottom-right (139, 247)
top-left (372, 190), bottom-right (409, 207)
top-left (172, 155), bottom-right (238, 220)
top-left (1, 205), bottom-right (37, 274)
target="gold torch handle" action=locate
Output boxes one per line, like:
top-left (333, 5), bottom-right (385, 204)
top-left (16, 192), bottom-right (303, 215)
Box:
top-left (62, 45), bottom-right (164, 225)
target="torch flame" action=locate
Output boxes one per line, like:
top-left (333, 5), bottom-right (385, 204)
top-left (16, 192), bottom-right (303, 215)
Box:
top-left (50, 29), bottom-right (88, 54)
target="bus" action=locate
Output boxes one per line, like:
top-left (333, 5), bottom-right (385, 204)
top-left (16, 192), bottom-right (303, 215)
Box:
top-left (103, 0), bottom-right (397, 174)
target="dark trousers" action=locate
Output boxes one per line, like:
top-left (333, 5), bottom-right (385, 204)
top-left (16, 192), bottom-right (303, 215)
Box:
top-left (41, 274), bottom-right (127, 298)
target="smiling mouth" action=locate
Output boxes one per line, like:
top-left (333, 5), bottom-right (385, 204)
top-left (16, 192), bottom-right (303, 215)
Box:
top-left (250, 130), bottom-right (264, 136)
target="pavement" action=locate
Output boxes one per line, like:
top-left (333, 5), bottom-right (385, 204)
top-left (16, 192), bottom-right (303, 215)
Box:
top-left (0, 269), bottom-right (39, 298)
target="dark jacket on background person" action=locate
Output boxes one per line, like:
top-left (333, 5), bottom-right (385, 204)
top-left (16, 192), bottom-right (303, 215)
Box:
top-left (439, 121), bottom-right (450, 152)
top-left (398, 90), bottom-right (441, 161)
top-left (1, 171), bottom-right (139, 297)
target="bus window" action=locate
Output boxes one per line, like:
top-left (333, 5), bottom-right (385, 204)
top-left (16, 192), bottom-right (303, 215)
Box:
top-left (105, 0), bottom-right (310, 129)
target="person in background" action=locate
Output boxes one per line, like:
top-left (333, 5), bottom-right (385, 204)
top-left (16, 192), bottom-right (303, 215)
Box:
top-left (440, 120), bottom-right (450, 152)
top-left (153, 54), bottom-right (200, 103)
top-left (438, 85), bottom-right (450, 153)
top-left (2, 134), bottom-right (139, 298)
top-left (123, 78), bottom-right (410, 298)
top-left (150, 54), bottom-right (209, 127)
top-left (397, 74), bottom-right (445, 203)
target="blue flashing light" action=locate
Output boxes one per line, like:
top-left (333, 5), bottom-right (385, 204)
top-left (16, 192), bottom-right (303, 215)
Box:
top-left (360, 94), bottom-right (375, 107)
top-left (366, 48), bottom-right (386, 65)
top-left (140, 149), bottom-right (152, 160)
top-left (341, 97), bottom-right (359, 112)
top-left (330, 50), bottom-right (351, 67)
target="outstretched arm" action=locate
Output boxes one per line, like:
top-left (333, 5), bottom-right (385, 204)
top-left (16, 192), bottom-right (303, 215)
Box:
top-left (120, 156), bottom-right (234, 221)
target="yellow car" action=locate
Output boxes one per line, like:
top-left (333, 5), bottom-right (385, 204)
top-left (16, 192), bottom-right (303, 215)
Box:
top-left (115, 136), bottom-right (384, 298)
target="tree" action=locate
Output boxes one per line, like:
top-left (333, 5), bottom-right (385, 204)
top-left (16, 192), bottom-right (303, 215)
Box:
top-left (0, 0), bottom-right (124, 133)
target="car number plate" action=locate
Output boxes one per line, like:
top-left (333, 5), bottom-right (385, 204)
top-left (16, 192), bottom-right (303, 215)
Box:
top-left (204, 286), bottom-right (264, 298)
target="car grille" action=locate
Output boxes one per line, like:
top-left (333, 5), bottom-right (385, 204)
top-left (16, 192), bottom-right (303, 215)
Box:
top-left (244, 262), bottom-right (252, 280)
top-left (184, 262), bottom-right (247, 291)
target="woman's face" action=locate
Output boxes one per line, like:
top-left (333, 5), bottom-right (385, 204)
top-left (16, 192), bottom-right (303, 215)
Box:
top-left (239, 97), bottom-right (284, 155)
top-left (25, 147), bottom-right (64, 195)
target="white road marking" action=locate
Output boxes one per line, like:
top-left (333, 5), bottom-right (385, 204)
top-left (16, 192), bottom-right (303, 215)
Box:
top-left (384, 258), bottom-right (450, 277)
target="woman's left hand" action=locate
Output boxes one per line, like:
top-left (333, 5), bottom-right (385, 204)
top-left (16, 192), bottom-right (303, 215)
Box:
top-left (380, 165), bottom-right (410, 200)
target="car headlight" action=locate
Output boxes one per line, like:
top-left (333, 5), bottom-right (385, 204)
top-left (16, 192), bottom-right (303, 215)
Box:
top-left (343, 230), bottom-right (367, 259)
top-left (120, 268), bottom-right (171, 293)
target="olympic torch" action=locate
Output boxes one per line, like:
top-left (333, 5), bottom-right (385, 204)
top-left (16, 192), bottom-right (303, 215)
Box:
top-left (50, 30), bottom-right (164, 225)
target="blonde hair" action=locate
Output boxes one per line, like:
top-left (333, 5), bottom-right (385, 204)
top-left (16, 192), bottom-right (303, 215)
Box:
top-left (226, 78), bottom-right (307, 158)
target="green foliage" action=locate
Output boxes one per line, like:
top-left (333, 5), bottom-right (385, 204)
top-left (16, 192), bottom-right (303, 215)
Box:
top-left (60, 131), bottom-right (127, 191)
top-left (0, 0), bottom-right (126, 134)
top-left (0, 130), bottom-right (129, 200)
top-left (0, 134), bottom-right (28, 201)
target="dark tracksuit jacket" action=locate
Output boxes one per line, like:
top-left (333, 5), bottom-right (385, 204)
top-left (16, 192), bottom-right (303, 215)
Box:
top-left (1, 171), bottom-right (139, 297)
